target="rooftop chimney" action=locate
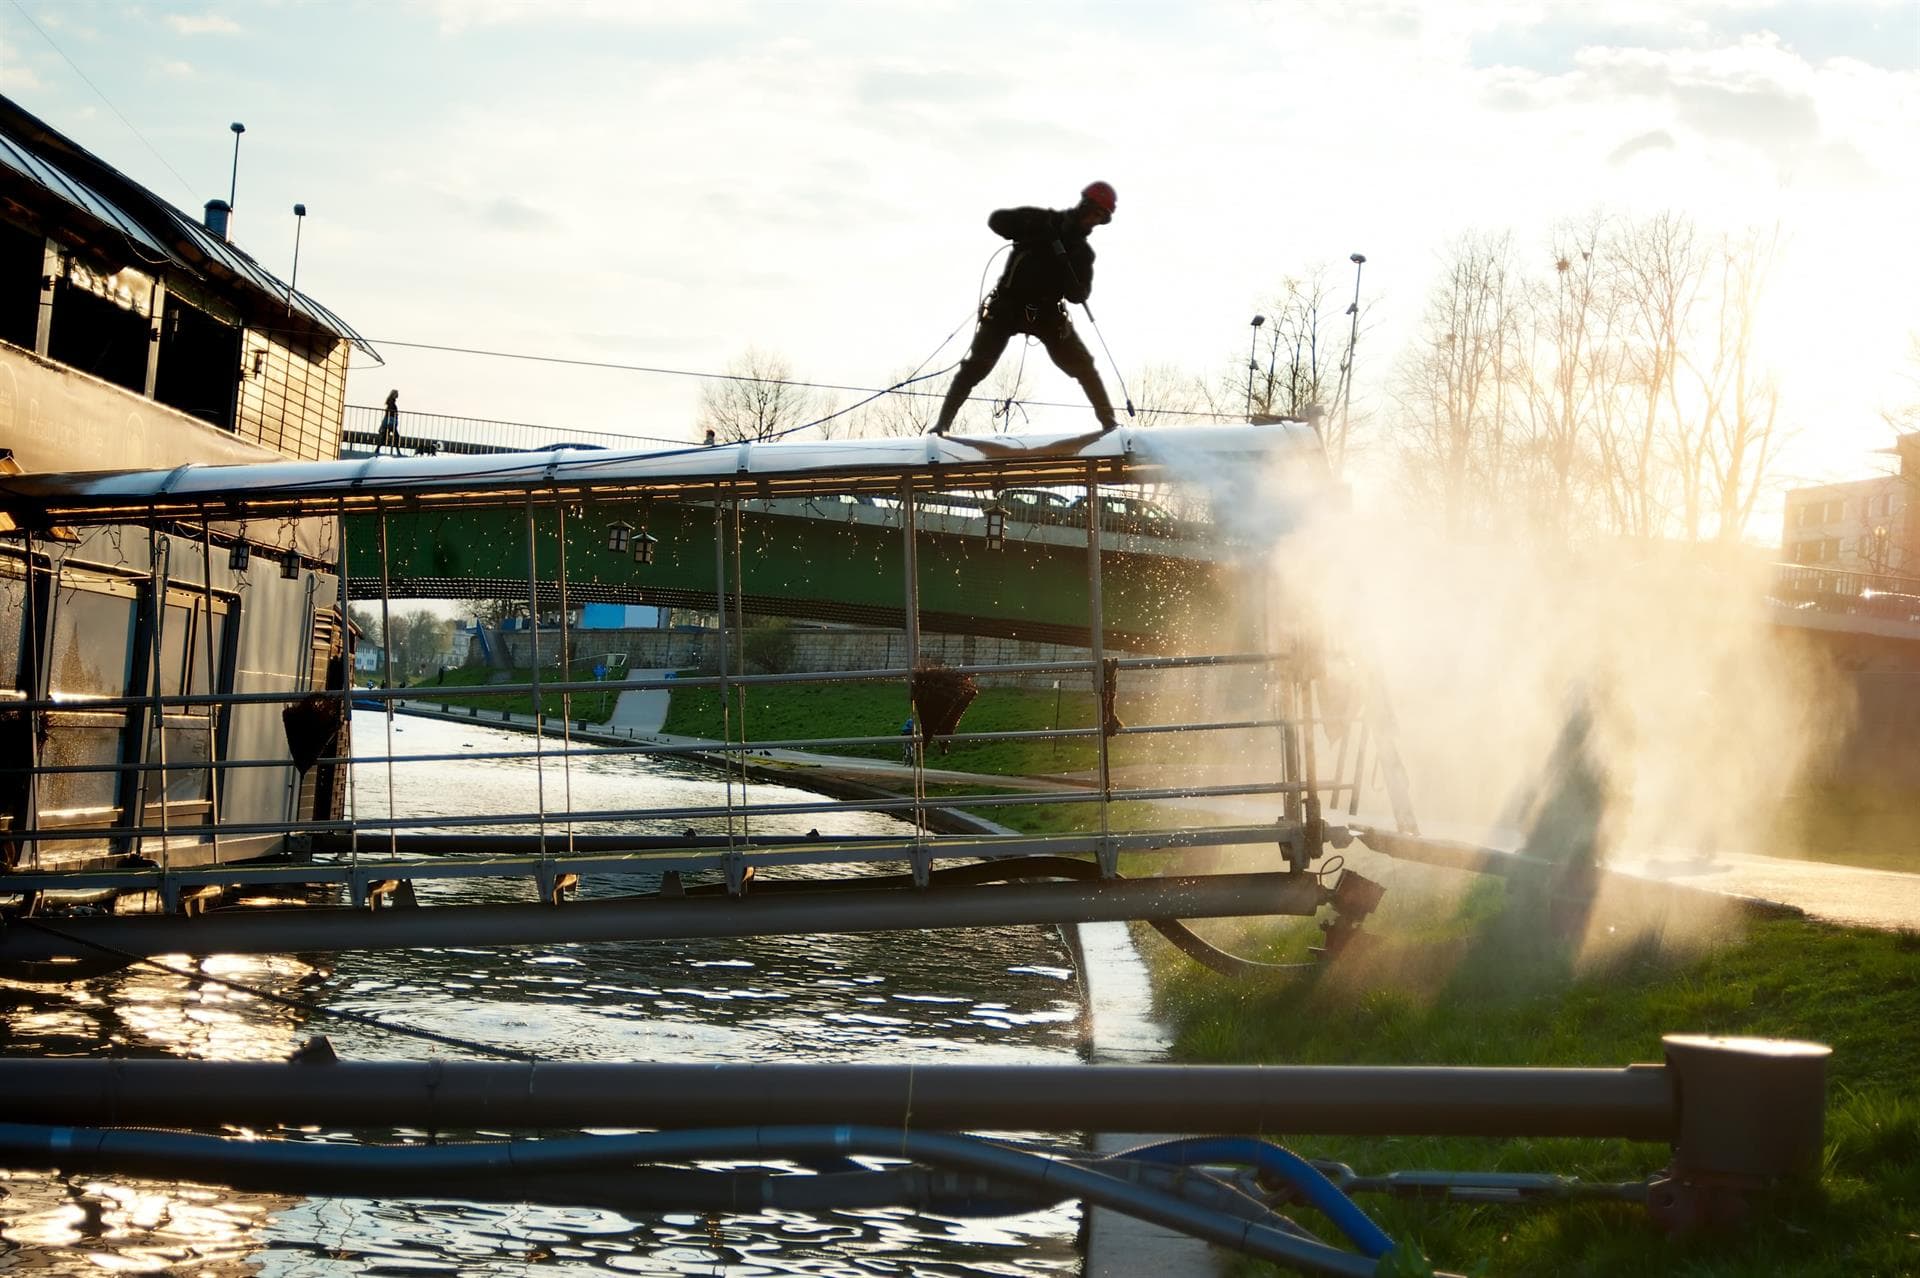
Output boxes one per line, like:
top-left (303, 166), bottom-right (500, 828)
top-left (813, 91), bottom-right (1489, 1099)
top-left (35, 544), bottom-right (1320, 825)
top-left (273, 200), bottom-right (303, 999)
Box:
top-left (204, 198), bottom-right (231, 240)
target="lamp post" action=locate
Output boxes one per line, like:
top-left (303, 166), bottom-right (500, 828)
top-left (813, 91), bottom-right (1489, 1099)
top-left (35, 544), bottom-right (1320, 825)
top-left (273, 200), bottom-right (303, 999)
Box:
top-left (1336, 253), bottom-right (1366, 470)
top-left (1246, 315), bottom-right (1265, 418)
top-left (227, 122), bottom-right (245, 230)
top-left (286, 204), bottom-right (306, 312)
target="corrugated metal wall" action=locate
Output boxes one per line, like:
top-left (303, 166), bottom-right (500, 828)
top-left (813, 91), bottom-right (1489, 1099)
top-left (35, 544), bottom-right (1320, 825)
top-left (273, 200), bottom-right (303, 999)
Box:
top-left (235, 328), bottom-right (348, 462)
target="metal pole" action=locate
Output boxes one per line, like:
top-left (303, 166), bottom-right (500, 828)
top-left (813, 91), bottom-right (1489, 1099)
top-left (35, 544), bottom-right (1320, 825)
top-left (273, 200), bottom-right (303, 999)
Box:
top-left (523, 497), bottom-right (547, 857)
top-left (1085, 463), bottom-right (1110, 863)
top-left (334, 498), bottom-right (357, 871)
top-left (285, 204), bottom-right (305, 312)
top-left (1336, 254), bottom-right (1366, 472)
top-left (20, 529), bottom-right (40, 869)
top-left (0, 871), bottom-right (1329, 962)
top-left (554, 503), bottom-right (576, 862)
top-left (0, 1056), bottom-right (1678, 1141)
top-left (145, 530), bottom-right (172, 875)
top-left (198, 518), bottom-right (221, 864)
top-left (226, 123), bottom-right (244, 221)
top-left (377, 509), bottom-right (398, 860)
top-left (731, 498), bottom-right (751, 842)
top-left (711, 489), bottom-right (734, 848)
top-left (900, 479), bottom-right (924, 841)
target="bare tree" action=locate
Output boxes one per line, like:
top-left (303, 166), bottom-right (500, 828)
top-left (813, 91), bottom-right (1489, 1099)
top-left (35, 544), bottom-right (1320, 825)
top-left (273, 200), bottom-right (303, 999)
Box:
top-left (1393, 231), bottom-right (1522, 534)
top-left (847, 366), bottom-right (942, 438)
top-left (696, 348), bottom-right (820, 443)
top-left (1604, 212), bottom-right (1706, 538)
top-left (1129, 361), bottom-right (1206, 428)
top-left (1691, 227), bottom-right (1786, 542)
top-left (1513, 213), bottom-right (1621, 540)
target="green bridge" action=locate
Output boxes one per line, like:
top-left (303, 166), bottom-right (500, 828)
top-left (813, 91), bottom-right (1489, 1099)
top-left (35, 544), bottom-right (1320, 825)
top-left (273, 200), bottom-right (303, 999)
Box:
top-left (342, 497), bottom-right (1238, 651)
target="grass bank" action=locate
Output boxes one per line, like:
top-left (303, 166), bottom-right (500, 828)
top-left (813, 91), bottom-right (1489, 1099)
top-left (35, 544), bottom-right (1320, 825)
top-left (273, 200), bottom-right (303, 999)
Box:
top-left (661, 680), bottom-right (1108, 775)
top-left (397, 662), bottom-right (622, 723)
top-left (1133, 878), bottom-right (1920, 1277)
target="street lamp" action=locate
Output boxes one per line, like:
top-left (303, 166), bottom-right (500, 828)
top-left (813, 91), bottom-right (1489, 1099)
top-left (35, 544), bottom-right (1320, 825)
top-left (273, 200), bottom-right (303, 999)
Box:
top-left (227, 122), bottom-right (245, 229)
top-left (1336, 253), bottom-right (1366, 470)
top-left (287, 204), bottom-right (307, 310)
top-left (1246, 315), bottom-right (1265, 417)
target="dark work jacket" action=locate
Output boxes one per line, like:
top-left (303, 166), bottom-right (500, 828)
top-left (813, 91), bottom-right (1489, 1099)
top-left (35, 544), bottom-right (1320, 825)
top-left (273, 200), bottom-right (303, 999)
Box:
top-left (986, 207), bottom-right (1095, 309)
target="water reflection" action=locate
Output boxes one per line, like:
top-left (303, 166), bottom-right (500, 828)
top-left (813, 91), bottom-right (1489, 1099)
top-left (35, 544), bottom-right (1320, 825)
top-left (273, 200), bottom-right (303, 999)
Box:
top-left (0, 714), bottom-right (1084, 1274)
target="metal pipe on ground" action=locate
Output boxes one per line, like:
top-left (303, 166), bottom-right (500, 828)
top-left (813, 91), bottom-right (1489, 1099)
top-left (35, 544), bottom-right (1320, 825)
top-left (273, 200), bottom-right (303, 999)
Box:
top-left (0, 1058), bottom-right (1674, 1138)
top-left (0, 1036), bottom-right (1828, 1184)
top-left (0, 871), bottom-right (1330, 962)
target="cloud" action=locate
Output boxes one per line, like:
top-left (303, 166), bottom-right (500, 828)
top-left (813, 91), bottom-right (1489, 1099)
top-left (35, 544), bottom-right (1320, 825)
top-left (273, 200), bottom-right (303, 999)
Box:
top-left (477, 195), bottom-right (558, 233)
top-left (416, 0), bottom-right (747, 34)
top-left (158, 59), bottom-right (195, 78)
top-left (1609, 129), bottom-right (1677, 164)
top-left (0, 42), bottom-right (41, 92)
top-left (1482, 33), bottom-right (1895, 186)
top-left (165, 12), bottom-right (241, 35)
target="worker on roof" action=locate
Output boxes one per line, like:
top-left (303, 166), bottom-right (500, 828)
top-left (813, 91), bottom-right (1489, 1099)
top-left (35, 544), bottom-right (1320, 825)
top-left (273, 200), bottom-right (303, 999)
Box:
top-left (929, 182), bottom-right (1118, 436)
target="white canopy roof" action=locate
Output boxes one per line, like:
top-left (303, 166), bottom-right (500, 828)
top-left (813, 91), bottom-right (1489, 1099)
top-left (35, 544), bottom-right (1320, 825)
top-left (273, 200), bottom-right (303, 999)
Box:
top-left (0, 423), bottom-right (1325, 527)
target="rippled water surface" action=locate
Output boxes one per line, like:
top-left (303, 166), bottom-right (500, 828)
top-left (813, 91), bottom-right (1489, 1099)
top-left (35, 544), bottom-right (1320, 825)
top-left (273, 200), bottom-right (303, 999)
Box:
top-left (0, 713), bottom-right (1086, 1275)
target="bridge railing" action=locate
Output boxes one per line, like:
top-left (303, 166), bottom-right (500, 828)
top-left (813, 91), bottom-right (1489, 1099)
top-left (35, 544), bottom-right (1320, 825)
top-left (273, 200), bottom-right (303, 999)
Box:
top-left (1769, 562), bottom-right (1920, 626)
top-left (341, 404), bottom-right (672, 457)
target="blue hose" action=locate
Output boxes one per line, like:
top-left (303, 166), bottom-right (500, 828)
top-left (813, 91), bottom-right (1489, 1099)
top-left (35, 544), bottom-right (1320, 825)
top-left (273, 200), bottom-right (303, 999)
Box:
top-left (1112, 1136), bottom-right (1397, 1259)
top-left (0, 1123), bottom-right (1389, 1277)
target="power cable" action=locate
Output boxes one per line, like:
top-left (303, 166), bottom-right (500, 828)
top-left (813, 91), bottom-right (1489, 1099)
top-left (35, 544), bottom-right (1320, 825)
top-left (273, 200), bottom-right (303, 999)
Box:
top-left (15, 917), bottom-right (536, 1062)
top-left (259, 324), bottom-right (1248, 424)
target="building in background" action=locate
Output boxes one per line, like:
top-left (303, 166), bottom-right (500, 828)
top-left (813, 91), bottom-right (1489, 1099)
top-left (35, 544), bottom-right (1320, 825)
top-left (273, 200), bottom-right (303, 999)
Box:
top-left (1781, 434), bottom-right (1916, 576)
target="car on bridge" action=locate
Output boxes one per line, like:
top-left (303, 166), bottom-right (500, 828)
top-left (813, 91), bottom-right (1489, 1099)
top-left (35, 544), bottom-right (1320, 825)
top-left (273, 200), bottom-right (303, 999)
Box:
top-left (998, 488), bottom-right (1074, 524)
top-left (1069, 492), bottom-right (1177, 538)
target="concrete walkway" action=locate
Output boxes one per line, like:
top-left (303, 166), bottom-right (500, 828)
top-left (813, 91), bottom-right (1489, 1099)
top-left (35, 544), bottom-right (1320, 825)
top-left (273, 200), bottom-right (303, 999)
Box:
top-left (607, 667), bottom-right (672, 735)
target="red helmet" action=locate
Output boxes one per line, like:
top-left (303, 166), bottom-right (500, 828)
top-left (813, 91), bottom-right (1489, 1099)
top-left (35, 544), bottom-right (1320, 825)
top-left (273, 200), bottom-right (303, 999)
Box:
top-left (1080, 181), bottom-right (1117, 219)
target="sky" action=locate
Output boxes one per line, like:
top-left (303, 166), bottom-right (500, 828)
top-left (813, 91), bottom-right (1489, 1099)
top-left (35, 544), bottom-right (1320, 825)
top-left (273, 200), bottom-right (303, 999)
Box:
top-left (0, 0), bottom-right (1916, 507)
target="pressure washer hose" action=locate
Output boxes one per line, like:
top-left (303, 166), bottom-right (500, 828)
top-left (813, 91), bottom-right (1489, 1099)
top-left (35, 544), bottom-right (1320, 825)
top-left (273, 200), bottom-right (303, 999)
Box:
top-left (0, 1122), bottom-right (1432, 1277)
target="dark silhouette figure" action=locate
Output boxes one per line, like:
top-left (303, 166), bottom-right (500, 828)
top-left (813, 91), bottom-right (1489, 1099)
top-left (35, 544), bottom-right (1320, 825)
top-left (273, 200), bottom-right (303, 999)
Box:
top-left (376, 389), bottom-right (401, 455)
top-left (932, 182), bottom-right (1118, 435)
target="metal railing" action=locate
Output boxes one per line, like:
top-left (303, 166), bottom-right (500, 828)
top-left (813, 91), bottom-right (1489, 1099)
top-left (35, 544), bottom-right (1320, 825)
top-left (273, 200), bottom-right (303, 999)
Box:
top-left (1768, 561), bottom-right (1920, 625)
top-left (340, 404), bottom-right (675, 457)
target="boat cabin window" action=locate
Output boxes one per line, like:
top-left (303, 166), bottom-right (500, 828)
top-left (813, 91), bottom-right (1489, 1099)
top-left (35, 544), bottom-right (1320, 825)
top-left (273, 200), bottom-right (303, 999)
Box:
top-left (47, 259), bottom-right (153, 396)
top-left (0, 219), bottom-right (41, 352)
top-left (154, 295), bottom-right (240, 430)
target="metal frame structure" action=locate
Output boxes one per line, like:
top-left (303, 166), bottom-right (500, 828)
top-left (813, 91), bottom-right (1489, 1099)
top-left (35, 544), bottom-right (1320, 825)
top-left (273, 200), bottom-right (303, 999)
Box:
top-left (0, 424), bottom-right (1414, 962)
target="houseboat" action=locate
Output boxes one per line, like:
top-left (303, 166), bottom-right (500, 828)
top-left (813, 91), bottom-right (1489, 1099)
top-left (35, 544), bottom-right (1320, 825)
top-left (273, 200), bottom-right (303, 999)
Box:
top-left (0, 93), bottom-right (371, 878)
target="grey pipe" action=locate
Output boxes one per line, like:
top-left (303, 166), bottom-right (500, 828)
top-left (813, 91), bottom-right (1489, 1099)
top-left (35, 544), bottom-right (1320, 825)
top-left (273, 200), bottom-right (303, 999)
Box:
top-left (0, 1058), bottom-right (1675, 1139)
top-left (0, 872), bottom-right (1330, 962)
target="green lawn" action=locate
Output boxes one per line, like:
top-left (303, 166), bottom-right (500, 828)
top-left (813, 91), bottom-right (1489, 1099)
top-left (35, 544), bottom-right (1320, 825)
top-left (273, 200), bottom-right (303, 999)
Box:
top-left (662, 679), bottom-right (1107, 774)
top-left (1136, 881), bottom-right (1920, 1277)
top-left (408, 662), bottom-right (622, 724)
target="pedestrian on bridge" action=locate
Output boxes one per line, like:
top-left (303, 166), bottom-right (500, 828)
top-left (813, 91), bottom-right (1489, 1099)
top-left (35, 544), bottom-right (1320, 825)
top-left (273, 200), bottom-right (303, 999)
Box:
top-left (930, 182), bottom-right (1119, 436)
top-left (376, 389), bottom-right (402, 456)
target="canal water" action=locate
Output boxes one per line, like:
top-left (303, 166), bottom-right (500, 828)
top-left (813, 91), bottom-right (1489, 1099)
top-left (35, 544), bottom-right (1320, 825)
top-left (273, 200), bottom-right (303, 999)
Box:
top-left (0, 712), bottom-right (1088, 1275)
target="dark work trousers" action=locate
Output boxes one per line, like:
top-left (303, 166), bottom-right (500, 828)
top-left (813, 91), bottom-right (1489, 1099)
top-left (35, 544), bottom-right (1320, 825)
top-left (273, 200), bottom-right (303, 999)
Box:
top-left (931, 302), bottom-right (1116, 434)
